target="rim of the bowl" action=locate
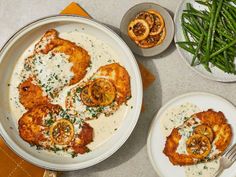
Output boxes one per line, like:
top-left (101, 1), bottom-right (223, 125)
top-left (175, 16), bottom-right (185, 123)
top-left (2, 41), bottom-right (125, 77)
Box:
top-left (147, 91), bottom-right (236, 177)
top-left (0, 14), bottom-right (143, 171)
top-left (174, 0), bottom-right (236, 83)
top-left (120, 2), bottom-right (175, 57)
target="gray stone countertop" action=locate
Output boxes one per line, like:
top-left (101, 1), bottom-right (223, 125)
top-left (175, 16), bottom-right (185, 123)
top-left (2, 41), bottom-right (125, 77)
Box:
top-left (1, 0), bottom-right (236, 177)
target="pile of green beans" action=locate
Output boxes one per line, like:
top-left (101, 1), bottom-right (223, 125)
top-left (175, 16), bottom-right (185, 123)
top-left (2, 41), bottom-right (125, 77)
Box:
top-left (176, 0), bottom-right (236, 73)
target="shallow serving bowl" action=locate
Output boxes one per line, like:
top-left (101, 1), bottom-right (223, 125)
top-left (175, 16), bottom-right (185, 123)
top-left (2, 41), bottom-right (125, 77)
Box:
top-left (0, 15), bottom-right (143, 171)
top-left (120, 2), bottom-right (174, 57)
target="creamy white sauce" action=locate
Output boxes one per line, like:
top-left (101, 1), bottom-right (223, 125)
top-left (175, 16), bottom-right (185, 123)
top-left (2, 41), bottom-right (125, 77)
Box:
top-left (87, 104), bottom-right (127, 150)
top-left (9, 30), bottom-right (130, 155)
top-left (185, 160), bottom-right (219, 177)
top-left (160, 102), bottom-right (200, 137)
top-left (59, 31), bottom-right (117, 80)
top-left (177, 117), bottom-right (201, 154)
top-left (30, 52), bottom-right (73, 97)
top-left (160, 103), bottom-right (220, 177)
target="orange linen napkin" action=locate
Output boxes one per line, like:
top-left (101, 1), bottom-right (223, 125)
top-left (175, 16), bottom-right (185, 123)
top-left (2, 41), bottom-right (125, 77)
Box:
top-left (0, 3), bottom-right (156, 177)
top-left (0, 137), bottom-right (46, 177)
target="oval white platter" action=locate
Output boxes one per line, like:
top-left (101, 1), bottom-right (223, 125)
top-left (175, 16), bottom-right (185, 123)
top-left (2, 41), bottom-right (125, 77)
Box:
top-left (174, 0), bottom-right (236, 82)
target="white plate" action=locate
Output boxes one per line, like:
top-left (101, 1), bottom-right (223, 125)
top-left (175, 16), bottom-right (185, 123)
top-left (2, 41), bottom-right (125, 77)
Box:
top-left (174, 0), bottom-right (236, 82)
top-left (0, 15), bottom-right (143, 171)
top-left (147, 92), bottom-right (236, 177)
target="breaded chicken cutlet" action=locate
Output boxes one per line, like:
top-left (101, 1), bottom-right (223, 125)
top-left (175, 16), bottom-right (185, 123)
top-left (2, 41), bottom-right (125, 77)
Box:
top-left (33, 29), bottom-right (91, 85)
top-left (18, 29), bottom-right (91, 109)
top-left (65, 63), bottom-right (131, 120)
top-left (94, 63), bottom-right (131, 105)
top-left (18, 103), bottom-right (94, 154)
top-left (18, 77), bottom-right (49, 110)
top-left (163, 109), bottom-right (232, 166)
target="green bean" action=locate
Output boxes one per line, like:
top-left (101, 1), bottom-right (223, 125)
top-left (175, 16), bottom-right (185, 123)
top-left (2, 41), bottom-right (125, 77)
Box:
top-left (216, 27), bottom-right (234, 41)
top-left (181, 14), bottom-right (195, 52)
top-left (182, 11), bottom-right (209, 21)
top-left (183, 23), bottom-right (201, 38)
top-left (191, 15), bottom-right (207, 35)
top-left (213, 62), bottom-right (230, 73)
top-left (203, 20), bottom-right (209, 31)
top-left (176, 41), bottom-right (197, 46)
top-left (210, 0), bottom-right (224, 50)
top-left (221, 11), bottom-right (236, 33)
top-left (195, 0), bottom-right (211, 8)
top-left (205, 0), bottom-right (217, 62)
top-left (183, 13), bottom-right (201, 32)
top-left (177, 43), bottom-right (195, 54)
top-left (192, 34), bottom-right (204, 66)
top-left (203, 63), bottom-right (211, 72)
top-left (223, 51), bottom-right (231, 71)
top-left (214, 41), bottom-right (235, 55)
top-left (224, 2), bottom-right (236, 14)
top-left (222, 7), bottom-right (236, 30)
top-left (229, 9), bottom-right (236, 20)
top-left (210, 39), bottom-right (236, 58)
top-left (219, 16), bottom-right (232, 34)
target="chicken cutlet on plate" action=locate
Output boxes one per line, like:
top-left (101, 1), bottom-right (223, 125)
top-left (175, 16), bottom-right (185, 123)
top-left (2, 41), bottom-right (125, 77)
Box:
top-left (163, 109), bottom-right (232, 166)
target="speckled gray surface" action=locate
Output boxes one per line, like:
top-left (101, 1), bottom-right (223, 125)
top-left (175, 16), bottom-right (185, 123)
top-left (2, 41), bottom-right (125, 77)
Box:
top-left (1, 0), bottom-right (236, 177)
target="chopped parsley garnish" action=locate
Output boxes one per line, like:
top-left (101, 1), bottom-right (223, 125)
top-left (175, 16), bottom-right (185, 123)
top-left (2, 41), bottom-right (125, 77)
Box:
top-left (36, 145), bottom-right (43, 150)
top-left (52, 146), bottom-right (60, 153)
top-left (45, 118), bottom-right (54, 126)
top-left (76, 87), bottom-right (83, 93)
top-left (71, 152), bottom-right (78, 158)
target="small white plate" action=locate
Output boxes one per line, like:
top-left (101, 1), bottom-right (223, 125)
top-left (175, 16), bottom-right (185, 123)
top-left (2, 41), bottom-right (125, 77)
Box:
top-left (174, 0), bottom-right (236, 82)
top-left (120, 2), bottom-right (174, 57)
top-left (147, 92), bottom-right (236, 177)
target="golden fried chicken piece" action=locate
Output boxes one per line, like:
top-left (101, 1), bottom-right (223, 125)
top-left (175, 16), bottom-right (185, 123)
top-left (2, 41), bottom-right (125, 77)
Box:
top-left (18, 103), bottom-right (94, 155)
top-left (163, 109), bottom-right (232, 166)
top-left (95, 63), bottom-right (131, 105)
top-left (196, 110), bottom-right (232, 152)
top-left (34, 29), bottom-right (90, 85)
top-left (164, 128), bottom-right (195, 165)
top-left (18, 104), bottom-right (61, 145)
top-left (72, 123), bottom-right (94, 154)
top-left (18, 77), bottom-right (49, 110)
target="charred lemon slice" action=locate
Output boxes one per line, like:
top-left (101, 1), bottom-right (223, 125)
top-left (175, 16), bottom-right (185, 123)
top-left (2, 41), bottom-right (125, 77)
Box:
top-left (135, 27), bottom-right (166, 48)
top-left (88, 78), bottom-right (116, 106)
top-left (128, 19), bottom-right (150, 41)
top-left (80, 85), bottom-right (98, 107)
top-left (155, 27), bottom-right (166, 46)
top-left (135, 34), bottom-right (161, 48)
top-left (135, 11), bottom-right (155, 28)
top-left (148, 10), bottom-right (165, 35)
top-left (50, 119), bottom-right (74, 145)
top-left (186, 134), bottom-right (211, 159)
top-left (194, 125), bottom-right (214, 142)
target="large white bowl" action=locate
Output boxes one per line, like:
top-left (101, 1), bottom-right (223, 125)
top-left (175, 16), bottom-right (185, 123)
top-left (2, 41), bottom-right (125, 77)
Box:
top-left (0, 15), bottom-right (143, 171)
